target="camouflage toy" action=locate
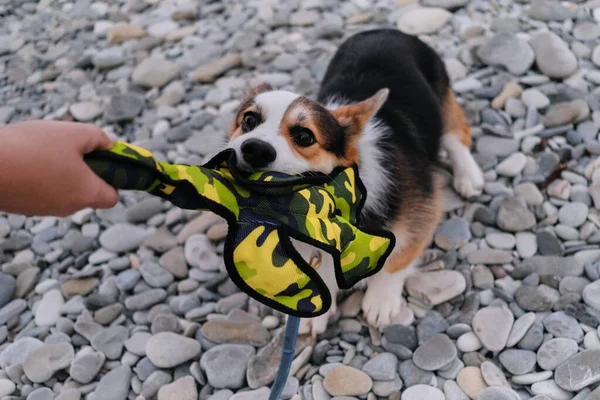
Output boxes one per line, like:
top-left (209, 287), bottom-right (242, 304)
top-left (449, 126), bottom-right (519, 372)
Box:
top-left (85, 141), bottom-right (395, 317)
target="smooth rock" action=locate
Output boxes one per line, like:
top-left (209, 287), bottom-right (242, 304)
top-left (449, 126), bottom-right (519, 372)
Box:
top-left (457, 366), bottom-right (488, 399)
top-left (555, 349), bottom-right (600, 391)
top-left (583, 281), bottom-right (600, 310)
top-left (99, 224), bottom-right (149, 253)
top-left (201, 320), bottom-right (270, 347)
top-left (499, 349), bottom-right (536, 375)
top-left (0, 379), bottom-right (15, 397)
top-left (69, 102), bottom-right (103, 122)
top-left (477, 33), bottom-right (534, 76)
top-left (23, 343), bottom-right (74, 383)
top-left (497, 197), bottom-right (536, 232)
top-left (529, 31), bottom-right (578, 79)
top-left (457, 332), bottom-right (482, 352)
top-left (0, 337), bottom-right (43, 368)
top-left (401, 384), bottom-right (444, 400)
top-left (323, 365), bottom-right (373, 397)
top-left (132, 57), bottom-right (178, 88)
top-left (0, 274), bottom-right (15, 308)
top-left (405, 270), bottom-right (466, 306)
top-left (507, 312), bottom-right (536, 347)
top-left (35, 289), bottom-right (64, 326)
top-left (434, 217), bottom-right (471, 250)
top-left (480, 361), bottom-right (509, 388)
top-left (543, 312), bottom-right (584, 342)
top-left (412, 334), bottom-right (457, 371)
top-left (157, 376), bottom-right (198, 400)
top-left (361, 352), bottom-right (397, 381)
top-left (472, 305), bottom-right (514, 351)
top-left (200, 344), bottom-right (255, 389)
top-left (537, 338), bottom-right (579, 371)
top-left (91, 325), bottom-right (128, 360)
top-left (94, 365), bottom-right (132, 400)
top-left (146, 332), bottom-right (201, 368)
top-left (396, 8), bottom-right (451, 35)
top-left (69, 348), bottom-right (105, 384)
top-left (528, 0), bottom-right (569, 21)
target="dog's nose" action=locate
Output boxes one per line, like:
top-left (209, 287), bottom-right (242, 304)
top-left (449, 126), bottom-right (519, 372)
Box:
top-left (240, 139), bottom-right (276, 169)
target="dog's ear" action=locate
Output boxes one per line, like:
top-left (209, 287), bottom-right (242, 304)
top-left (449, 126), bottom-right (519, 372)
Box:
top-left (245, 83), bottom-right (273, 99)
top-left (331, 89), bottom-right (389, 135)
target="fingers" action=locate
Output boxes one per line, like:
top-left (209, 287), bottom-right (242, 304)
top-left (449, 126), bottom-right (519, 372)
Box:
top-left (68, 123), bottom-right (116, 153)
top-left (89, 181), bottom-right (119, 209)
top-left (78, 160), bottom-right (120, 210)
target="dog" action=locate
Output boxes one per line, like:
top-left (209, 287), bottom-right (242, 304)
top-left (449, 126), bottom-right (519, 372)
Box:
top-left (226, 29), bottom-right (484, 335)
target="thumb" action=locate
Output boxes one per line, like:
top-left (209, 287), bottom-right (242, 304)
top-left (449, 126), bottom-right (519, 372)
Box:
top-left (83, 169), bottom-right (120, 210)
top-left (89, 180), bottom-right (119, 210)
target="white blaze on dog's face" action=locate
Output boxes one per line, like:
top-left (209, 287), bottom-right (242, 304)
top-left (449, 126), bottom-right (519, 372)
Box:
top-left (227, 84), bottom-right (389, 174)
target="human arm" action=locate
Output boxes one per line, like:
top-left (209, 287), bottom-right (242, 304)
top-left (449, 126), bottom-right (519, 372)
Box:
top-left (0, 120), bottom-right (119, 217)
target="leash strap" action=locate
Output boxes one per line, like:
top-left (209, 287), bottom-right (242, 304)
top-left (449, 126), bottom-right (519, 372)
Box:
top-left (269, 316), bottom-right (301, 400)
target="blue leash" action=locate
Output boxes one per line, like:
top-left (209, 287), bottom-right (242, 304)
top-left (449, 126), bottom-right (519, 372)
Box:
top-left (269, 316), bottom-right (301, 400)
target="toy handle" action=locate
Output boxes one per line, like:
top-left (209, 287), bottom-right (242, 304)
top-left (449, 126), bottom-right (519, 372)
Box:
top-left (84, 146), bottom-right (207, 211)
top-left (84, 149), bottom-right (159, 191)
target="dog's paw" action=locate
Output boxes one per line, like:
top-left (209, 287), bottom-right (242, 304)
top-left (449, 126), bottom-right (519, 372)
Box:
top-left (453, 167), bottom-right (484, 199)
top-left (298, 305), bottom-right (337, 339)
top-left (362, 289), bottom-right (404, 328)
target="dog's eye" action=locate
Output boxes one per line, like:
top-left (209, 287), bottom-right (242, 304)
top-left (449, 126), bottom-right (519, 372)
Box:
top-left (292, 128), bottom-right (316, 147)
top-left (242, 112), bottom-right (260, 132)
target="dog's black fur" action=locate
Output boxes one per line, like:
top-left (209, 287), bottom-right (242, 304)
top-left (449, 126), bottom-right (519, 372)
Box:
top-left (317, 29), bottom-right (451, 229)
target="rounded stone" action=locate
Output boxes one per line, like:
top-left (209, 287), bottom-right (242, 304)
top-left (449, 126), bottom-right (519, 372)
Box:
top-left (94, 365), bottom-right (132, 400)
top-left (457, 332), bottom-right (483, 352)
top-left (555, 349), bottom-right (600, 391)
top-left (0, 379), bottom-right (16, 397)
top-left (498, 349), bottom-right (536, 375)
top-left (476, 33), bottom-right (534, 76)
top-left (543, 312), bottom-right (584, 342)
top-left (91, 325), bottom-right (128, 360)
top-left (99, 223), bottom-right (149, 253)
top-left (405, 270), bottom-right (466, 306)
top-left (537, 338), bottom-right (579, 371)
top-left (69, 348), bottom-right (105, 384)
top-left (485, 233), bottom-right (516, 250)
top-left (412, 334), bottom-right (457, 371)
top-left (529, 31), bottom-right (578, 79)
top-left (506, 312), bottom-right (536, 347)
top-left (157, 376), bottom-right (197, 400)
top-left (434, 217), bottom-right (471, 250)
top-left (472, 305), bottom-right (514, 352)
top-left (0, 337), bottom-right (44, 368)
top-left (23, 343), bottom-right (75, 383)
top-left (401, 384), bottom-right (444, 400)
top-left (323, 365), bottom-right (373, 397)
top-left (480, 361), bottom-right (509, 388)
top-left (558, 202), bottom-right (589, 228)
top-left (361, 352), bottom-right (397, 381)
top-left (457, 366), bottom-right (488, 399)
top-left (200, 344), bottom-right (255, 390)
top-left (583, 281), bottom-right (600, 310)
top-left (396, 8), bottom-right (451, 35)
top-left (69, 102), bottom-right (103, 122)
top-left (146, 332), bottom-right (201, 368)
top-left (35, 289), bottom-right (64, 327)
top-left (477, 387), bottom-right (519, 400)
top-left (132, 57), bottom-right (178, 88)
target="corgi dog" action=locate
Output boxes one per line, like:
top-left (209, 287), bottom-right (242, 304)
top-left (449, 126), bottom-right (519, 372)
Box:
top-left (226, 29), bottom-right (484, 335)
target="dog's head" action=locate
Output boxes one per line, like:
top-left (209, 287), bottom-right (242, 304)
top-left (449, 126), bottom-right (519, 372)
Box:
top-left (227, 83), bottom-right (389, 174)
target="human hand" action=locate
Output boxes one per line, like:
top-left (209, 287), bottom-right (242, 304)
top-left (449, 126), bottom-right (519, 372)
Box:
top-left (0, 120), bottom-right (119, 217)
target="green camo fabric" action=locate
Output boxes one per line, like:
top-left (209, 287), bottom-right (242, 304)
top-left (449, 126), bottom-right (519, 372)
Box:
top-left (84, 141), bottom-right (395, 317)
